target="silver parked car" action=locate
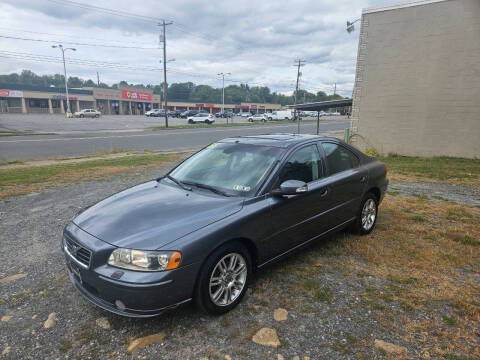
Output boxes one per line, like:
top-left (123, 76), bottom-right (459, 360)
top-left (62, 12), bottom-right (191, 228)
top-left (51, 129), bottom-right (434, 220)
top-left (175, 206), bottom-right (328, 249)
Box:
top-left (74, 109), bottom-right (101, 118)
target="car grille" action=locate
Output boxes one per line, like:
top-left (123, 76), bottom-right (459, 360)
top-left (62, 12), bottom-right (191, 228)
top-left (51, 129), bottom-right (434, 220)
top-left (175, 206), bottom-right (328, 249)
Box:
top-left (64, 235), bottom-right (92, 268)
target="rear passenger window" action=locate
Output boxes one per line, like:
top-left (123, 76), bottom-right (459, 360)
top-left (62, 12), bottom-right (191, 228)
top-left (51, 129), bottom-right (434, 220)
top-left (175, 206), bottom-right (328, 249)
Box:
top-left (276, 144), bottom-right (322, 185)
top-left (321, 143), bottom-right (359, 175)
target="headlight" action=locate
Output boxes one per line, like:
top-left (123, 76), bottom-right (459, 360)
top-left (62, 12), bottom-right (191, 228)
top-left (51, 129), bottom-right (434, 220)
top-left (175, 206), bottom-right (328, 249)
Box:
top-left (108, 249), bottom-right (181, 272)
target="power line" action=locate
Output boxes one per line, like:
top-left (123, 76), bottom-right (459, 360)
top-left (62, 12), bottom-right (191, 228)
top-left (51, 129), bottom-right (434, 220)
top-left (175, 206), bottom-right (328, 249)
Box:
top-left (0, 50), bottom-right (303, 90)
top-left (0, 34), bottom-right (158, 50)
top-left (0, 26), bottom-right (155, 45)
top-left (44, 0), bottom-right (164, 22)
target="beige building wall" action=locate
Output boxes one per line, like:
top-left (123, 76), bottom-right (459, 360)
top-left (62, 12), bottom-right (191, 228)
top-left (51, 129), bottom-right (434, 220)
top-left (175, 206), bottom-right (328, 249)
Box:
top-left (350, 0), bottom-right (480, 158)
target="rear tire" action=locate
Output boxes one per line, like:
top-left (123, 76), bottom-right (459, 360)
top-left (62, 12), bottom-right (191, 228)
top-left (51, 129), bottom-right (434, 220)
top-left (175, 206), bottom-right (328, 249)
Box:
top-left (195, 242), bottom-right (251, 315)
top-left (188, 119), bottom-right (194, 124)
top-left (352, 192), bottom-right (378, 235)
top-left (80, 114), bottom-right (84, 118)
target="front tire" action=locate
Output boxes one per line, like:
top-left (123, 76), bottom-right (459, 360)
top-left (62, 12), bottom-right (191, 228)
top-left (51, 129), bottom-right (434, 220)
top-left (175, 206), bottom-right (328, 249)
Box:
top-left (352, 192), bottom-right (378, 235)
top-left (195, 242), bottom-right (251, 315)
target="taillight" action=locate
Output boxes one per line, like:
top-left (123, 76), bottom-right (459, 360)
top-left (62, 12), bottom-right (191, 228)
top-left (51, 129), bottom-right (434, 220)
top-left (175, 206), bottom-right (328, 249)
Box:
top-left (382, 162), bottom-right (387, 176)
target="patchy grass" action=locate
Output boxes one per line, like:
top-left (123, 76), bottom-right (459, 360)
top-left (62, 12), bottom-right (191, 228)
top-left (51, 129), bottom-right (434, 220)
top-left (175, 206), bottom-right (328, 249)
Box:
top-left (0, 152), bottom-right (181, 199)
top-left (0, 130), bottom-right (53, 137)
top-left (336, 194), bottom-right (480, 358)
top-left (380, 156), bottom-right (480, 186)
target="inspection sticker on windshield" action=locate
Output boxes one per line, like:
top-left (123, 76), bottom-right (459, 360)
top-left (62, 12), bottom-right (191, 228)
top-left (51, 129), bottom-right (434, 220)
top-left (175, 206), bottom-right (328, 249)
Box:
top-left (207, 143), bottom-right (219, 149)
top-left (233, 185), bottom-right (251, 191)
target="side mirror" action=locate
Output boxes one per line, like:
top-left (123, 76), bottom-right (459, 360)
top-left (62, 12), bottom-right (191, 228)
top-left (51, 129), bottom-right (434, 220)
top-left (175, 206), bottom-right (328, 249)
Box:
top-left (272, 180), bottom-right (308, 196)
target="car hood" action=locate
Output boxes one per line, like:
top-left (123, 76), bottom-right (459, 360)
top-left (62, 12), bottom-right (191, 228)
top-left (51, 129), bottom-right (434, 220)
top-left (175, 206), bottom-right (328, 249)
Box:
top-left (73, 180), bottom-right (243, 250)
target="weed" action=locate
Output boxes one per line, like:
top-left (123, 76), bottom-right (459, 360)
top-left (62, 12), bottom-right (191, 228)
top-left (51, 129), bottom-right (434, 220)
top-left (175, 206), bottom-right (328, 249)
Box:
top-left (442, 315), bottom-right (457, 326)
top-left (452, 235), bottom-right (479, 246)
top-left (410, 215), bottom-right (426, 222)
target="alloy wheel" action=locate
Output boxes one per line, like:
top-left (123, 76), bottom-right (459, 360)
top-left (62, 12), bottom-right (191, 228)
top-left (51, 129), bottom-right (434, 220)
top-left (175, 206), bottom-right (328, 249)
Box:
top-left (209, 253), bottom-right (247, 307)
top-left (361, 198), bottom-right (376, 231)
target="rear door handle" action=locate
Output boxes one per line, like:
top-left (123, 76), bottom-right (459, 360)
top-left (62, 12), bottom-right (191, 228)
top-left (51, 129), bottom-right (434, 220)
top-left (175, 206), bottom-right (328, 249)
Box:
top-left (360, 176), bottom-right (368, 183)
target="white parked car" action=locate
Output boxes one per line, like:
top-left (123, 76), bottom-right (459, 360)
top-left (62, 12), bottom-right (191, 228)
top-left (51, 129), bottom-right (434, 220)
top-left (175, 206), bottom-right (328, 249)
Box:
top-left (248, 114), bottom-right (267, 122)
top-left (187, 113), bottom-right (215, 124)
top-left (266, 110), bottom-right (292, 121)
top-left (239, 112), bottom-right (252, 117)
top-left (74, 109), bottom-right (101, 118)
top-left (331, 112), bottom-right (341, 116)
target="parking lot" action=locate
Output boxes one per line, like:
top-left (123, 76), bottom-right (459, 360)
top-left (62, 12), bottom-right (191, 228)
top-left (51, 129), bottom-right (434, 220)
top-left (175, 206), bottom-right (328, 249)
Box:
top-left (0, 153), bottom-right (478, 360)
top-left (0, 114), bottom-right (342, 133)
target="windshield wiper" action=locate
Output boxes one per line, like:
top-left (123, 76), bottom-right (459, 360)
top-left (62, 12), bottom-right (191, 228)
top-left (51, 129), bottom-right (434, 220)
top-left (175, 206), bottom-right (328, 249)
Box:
top-left (160, 175), bottom-right (192, 191)
top-left (183, 181), bottom-right (231, 197)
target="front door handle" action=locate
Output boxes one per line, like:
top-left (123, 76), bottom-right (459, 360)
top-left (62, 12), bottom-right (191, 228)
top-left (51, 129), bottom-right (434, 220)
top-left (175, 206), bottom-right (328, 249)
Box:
top-left (319, 187), bottom-right (328, 197)
top-left (360, 176), bottom-right (368, 183)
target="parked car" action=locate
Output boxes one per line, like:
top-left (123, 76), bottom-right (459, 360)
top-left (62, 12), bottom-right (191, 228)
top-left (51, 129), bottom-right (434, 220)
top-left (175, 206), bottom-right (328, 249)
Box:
top-left (145, 109), bottom-right (165, 117)
top-left (248, 114), bottom-right (267, 122)
top-left (239, 112), bottom-right (252, 117)
top-left (74, 109), bottom-right (101, 118)
top-left (62, 134), bottom-right (388, 317)
top-left (180, 110), bottom-right (199, 118)
top-left (267, 110), bottom-right (292, 121)
top-left (171, 110), bottom-right (183, 118)
top-left (215, 111), bottom-right (234, 118)
top-left (187, 113), bottom-right (215, 124)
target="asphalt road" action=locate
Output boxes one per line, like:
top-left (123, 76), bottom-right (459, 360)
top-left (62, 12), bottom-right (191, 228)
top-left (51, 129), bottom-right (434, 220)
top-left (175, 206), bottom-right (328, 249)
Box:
top-left (0, 116), bottom-right (349, 161)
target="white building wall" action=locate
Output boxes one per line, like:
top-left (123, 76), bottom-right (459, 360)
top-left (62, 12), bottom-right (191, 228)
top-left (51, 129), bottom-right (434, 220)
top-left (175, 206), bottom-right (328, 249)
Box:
top-left (350, 0), bottom-right (480, 158)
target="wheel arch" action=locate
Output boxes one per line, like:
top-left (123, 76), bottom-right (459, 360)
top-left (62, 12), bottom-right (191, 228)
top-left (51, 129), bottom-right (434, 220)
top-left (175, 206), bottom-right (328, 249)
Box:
top-left (366, 187), bottom-right (381, 202)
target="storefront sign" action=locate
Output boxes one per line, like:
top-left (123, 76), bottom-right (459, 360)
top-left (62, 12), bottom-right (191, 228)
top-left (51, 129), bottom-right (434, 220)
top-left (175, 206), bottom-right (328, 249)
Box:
top-left (0, 90), bottom-right (23, 98)
top-left (51, 95), bottom-right (78, 100)
top-left (235, 105), bottom-right (250, 109)
top-left (121, 90), bottom-right (152, 101)
top-left (204, 104), bottom-right (214, 108)
top-left (195, 103), bottom-right (204, 107)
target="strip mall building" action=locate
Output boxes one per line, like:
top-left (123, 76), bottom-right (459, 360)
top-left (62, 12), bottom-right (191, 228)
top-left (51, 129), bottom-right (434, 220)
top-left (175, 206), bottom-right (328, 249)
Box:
top-left (0, 83), bottom-right (282, 115)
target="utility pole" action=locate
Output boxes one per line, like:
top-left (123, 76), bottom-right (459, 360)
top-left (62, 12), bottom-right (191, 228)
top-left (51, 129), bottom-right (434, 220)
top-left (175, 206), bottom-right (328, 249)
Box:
top-left (293, 59), bottom-right (306, 134)
top-left (52, 44), bottom-right (76, 117)
top-left (97, 72), bottom-right (100, 87)
top-left (218, 72), bottom-right (231, 123)
top-left (159, 19), bottom-right (173, 127)
top-left (334, 83), bottom-right (336, 96)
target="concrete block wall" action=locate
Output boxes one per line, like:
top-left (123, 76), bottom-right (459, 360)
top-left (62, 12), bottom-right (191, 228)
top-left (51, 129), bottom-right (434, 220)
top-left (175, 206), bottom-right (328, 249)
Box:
top-left (350, 0), bottom-right (480, 158)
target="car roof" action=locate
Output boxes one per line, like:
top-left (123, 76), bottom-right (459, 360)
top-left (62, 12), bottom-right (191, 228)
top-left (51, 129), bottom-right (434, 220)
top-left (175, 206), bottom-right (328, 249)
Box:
top-left (219, 134), bottom-right (340, 149)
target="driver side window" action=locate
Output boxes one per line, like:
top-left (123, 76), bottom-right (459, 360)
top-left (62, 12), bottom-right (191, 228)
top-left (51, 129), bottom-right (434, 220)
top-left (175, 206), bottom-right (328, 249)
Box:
top-left (275, 144), bottom-right (322, 187)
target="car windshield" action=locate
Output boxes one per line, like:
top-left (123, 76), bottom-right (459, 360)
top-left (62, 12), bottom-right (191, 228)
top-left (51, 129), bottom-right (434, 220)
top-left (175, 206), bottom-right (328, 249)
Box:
top-left (168, 142), bottom-right (282, 196)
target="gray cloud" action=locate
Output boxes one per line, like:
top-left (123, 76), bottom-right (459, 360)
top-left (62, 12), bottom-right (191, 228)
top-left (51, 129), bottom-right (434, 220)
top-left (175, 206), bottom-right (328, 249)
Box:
top-left (0, 0), bottom-right (401, 96)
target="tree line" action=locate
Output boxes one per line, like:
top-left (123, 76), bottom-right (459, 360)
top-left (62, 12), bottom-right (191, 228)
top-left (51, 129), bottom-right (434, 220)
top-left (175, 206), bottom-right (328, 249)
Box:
top-left (0, 70), bottom-right (344, 105)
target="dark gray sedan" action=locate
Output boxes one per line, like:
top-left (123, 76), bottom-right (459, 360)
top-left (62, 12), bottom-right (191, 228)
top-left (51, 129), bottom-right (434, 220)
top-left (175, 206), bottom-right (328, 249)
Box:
top-left (63, 134), bottom-right (388, 317)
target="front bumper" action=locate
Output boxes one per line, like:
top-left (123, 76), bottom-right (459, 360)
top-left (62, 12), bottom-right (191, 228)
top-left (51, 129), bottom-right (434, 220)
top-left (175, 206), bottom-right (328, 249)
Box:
top-left (63, 222), bottom-right (199, 318)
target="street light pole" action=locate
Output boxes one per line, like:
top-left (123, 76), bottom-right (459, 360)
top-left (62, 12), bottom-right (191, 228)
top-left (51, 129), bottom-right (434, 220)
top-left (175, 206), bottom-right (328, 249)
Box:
top-left (52, 44), bottom-right (76, 116)
top-left (218, 72), bottom-right (231, 123)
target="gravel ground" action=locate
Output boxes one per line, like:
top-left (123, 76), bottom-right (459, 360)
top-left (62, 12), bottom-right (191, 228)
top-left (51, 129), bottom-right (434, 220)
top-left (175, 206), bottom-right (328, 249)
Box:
top-left (389, 180), bottom-right (480, 206)
top-left (1, 166), bottom-right (478, 360)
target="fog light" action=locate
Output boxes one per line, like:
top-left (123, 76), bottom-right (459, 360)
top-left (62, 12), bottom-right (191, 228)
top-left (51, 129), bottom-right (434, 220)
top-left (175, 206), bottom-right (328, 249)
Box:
top-left (115, 300), bottom-right (126, 310)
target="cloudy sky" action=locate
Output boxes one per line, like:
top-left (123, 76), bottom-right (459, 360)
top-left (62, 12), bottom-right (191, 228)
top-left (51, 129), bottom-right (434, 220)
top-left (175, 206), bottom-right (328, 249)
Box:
top-left (0, 0), bottom-right (400, 96)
